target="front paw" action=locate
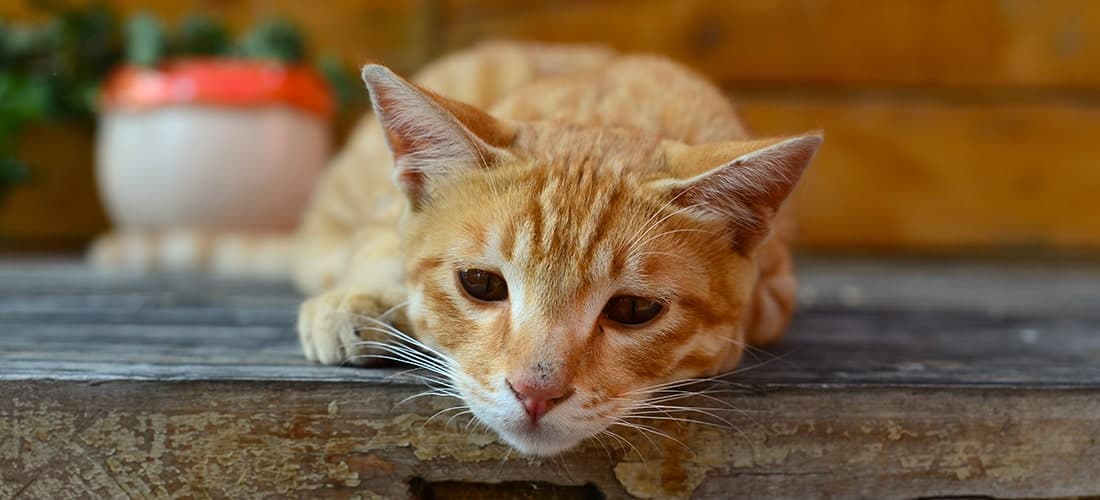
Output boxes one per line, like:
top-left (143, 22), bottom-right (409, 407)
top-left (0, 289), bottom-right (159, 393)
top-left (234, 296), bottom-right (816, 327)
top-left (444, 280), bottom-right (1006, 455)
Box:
top-left (297, 290), bottom-right (408, 366)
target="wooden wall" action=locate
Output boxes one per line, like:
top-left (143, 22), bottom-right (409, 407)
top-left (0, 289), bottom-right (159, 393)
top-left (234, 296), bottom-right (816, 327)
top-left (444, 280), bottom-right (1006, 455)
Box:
top-left (4, 0), bottom-right (1100, 254)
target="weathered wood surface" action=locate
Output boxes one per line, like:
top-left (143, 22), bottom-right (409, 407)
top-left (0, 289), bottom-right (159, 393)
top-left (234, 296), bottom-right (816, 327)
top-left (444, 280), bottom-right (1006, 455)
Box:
top-left (1, 259), bottom-right (1099, 499)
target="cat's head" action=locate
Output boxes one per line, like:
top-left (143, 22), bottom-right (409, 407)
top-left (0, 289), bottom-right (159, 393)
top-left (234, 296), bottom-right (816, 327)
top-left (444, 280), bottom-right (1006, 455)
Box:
top-left (362, 65), bottom-right (820, 456)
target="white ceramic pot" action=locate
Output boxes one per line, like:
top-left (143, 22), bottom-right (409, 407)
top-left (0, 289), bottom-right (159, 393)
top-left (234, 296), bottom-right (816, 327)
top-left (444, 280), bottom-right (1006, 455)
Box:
top-left (97, 106), bottom-right (328, 231)
top-left (95, 60), bottom-right (333, 232)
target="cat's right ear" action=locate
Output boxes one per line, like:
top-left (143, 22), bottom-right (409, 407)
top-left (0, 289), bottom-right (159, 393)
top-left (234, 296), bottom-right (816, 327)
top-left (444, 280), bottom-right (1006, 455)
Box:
top-left (656, 133), bottom-right (822, 253)
top-left (361, 64), bottom-right (516, 208)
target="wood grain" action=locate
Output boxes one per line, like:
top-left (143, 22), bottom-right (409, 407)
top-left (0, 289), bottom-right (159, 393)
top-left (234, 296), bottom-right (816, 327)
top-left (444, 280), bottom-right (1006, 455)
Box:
top-left (10, 0), bottom-right (1100, 88)
top-left (737, 95), bottom-right (1100, 250)
top-left (1, 260), bottom-right (1099, 497)
top-left (2, 380), bottom-right (1098, 497)
top-left (2, 259), bottom-right (1099, 385)
top-left (438, 0), bottom-right (1100, 88)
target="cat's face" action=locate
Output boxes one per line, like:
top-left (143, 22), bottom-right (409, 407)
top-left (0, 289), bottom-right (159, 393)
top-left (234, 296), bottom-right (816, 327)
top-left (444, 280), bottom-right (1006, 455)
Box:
top-left (400, 149), bottom-right (759, 455)
top-left (362, 65), bottom-right (819, 455)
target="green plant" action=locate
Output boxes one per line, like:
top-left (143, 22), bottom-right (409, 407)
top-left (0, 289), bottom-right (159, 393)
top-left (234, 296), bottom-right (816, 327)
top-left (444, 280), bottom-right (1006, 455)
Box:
top-left (0, 2), bottom-right (122, 198)
top-left (0, 2), bottom-right (366, 200)
top-left (177, 14), bottom-right (229, 56)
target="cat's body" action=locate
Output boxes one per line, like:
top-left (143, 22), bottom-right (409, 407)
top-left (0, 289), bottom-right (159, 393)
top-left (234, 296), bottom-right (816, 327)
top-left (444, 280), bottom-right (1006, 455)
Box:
top-left (94, 42), bottom-right (819, 456)
top-left (295, 42), bottom-right (817, 455)
top-left (297, 40), bottom-right (798, 342)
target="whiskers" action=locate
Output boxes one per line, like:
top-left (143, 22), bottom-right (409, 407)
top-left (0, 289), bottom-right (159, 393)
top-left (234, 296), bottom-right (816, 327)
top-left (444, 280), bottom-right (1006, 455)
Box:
top-left (719, 334), bottom-right (799, 369)
top-left (346, 307), bottom-right (482, 433)
top-left (597, 375), bottom-right (766, 460)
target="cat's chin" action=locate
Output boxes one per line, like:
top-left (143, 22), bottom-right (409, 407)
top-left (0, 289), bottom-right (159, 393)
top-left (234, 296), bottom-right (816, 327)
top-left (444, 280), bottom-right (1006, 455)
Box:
top-left (495, 425), bottom-right (587, 457)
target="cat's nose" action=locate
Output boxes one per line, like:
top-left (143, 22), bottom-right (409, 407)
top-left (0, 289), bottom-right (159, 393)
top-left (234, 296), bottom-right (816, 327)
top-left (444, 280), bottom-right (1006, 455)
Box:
top-left (507, 379), bottom-right (574, 424)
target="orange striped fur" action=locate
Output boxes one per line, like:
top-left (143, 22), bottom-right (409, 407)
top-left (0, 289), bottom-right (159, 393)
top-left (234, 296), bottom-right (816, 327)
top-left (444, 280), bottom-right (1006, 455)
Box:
top-left (296, 42), bottom-right (821, 455)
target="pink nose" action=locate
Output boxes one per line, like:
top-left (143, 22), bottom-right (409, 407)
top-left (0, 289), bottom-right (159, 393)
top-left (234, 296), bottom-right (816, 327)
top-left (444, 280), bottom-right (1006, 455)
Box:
top-left (507, 379), bottom-right (574, 424)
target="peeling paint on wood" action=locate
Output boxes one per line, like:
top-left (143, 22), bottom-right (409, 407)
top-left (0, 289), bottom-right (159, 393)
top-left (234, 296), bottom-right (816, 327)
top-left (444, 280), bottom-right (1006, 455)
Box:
top-left (3, 382), bottom-right (1099, 498)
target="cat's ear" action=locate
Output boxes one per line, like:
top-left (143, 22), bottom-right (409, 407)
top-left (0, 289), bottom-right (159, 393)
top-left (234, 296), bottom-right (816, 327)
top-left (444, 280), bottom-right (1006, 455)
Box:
top-left (361, 64), bottom-right (516, 208)
top-left (657, 133), bottom-right (822, 253)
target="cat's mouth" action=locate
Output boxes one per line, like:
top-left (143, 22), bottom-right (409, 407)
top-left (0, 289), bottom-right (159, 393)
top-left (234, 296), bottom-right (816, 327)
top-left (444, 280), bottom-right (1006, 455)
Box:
top-left (461, 387), bottom-right (596, 456)
top-left (450, 374), bottom-right (609, 456)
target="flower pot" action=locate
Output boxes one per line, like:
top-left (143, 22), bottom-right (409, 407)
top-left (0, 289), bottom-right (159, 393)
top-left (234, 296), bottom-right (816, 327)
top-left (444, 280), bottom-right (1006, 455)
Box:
top-left (96, 59), bottom-right (333, 232)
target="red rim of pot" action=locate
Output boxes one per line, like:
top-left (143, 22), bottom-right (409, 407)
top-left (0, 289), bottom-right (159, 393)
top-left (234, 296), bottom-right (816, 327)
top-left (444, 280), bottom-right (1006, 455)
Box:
top-left (101, 58), bottom-right (334, 119)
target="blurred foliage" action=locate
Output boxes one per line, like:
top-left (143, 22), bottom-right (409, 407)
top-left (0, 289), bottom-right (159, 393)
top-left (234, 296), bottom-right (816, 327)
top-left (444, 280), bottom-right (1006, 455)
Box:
top-left (235, 17), bottom-right (305, 63)
top-left (0, 1), bottom-right (121, 199)
top-left (124, 13), bottom-right (165, 67)
top-left (318, 54), bottom-right (368, 118)
top-left (0, 1), bottom-right (366, 200)
top-left (177, 14), bottom-right (229, 56)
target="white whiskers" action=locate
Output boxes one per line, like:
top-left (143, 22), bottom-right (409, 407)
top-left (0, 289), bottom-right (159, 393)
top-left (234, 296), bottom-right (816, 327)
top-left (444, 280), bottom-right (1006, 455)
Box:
top-left (598, 428), bottom-right (645, 463)
top-left (587, 375), bottom-right (769, 459)
top-left (345, 308), bottom-right (487, 436)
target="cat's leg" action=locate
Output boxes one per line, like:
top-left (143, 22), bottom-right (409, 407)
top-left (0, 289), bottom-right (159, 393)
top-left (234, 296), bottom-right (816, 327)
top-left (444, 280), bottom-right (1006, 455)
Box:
top-left (294, 203), bottom-right (413, 364)
top-left (298, 284), bottom-right (411, 366)
top-left (291, 123), bottom-right (408, 367)
top-left (293, 112), bottom-right (413, 364)
top-left (298, 229), bottom-right (413, 366)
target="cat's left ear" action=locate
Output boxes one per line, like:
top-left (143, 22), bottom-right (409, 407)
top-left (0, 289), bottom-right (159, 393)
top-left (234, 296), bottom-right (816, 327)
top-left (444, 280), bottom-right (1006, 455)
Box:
top-left (361, 64), bottom-right (517, 208)
top-left (657, 133), bottom-right (822, 253)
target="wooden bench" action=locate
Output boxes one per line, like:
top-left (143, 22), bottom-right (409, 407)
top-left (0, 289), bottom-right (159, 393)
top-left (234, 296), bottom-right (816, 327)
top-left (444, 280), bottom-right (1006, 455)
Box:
top-left (1, 259), bottom-right (1098, 498)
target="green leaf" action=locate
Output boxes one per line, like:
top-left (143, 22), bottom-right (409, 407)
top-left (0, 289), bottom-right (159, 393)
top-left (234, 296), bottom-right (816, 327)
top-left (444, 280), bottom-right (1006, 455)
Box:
top-left (0, 75), bottom-right (49, 123)
top-left (0, 157), bottom-right (29, 182)
top-left (0, 156), bottom-right (30, 199)
top-left (317, 54), bottom-right (366, 111)
top-left (125, 13), bottom-right (166, 67)
top-left (177, 14), bottom-right (229, 56)
top-left (237, 18), bottom-right (306, 63)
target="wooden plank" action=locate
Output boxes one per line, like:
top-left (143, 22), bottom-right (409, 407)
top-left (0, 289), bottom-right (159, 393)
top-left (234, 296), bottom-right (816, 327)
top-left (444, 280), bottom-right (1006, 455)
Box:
top-left (2, 259), bottom-right (1099, 386)
top-left (736, 95), bottom-right (1100, 250)
top-left (438, 0), bottom-right (1100, 88)
top-left (0, 260), bottom-right (1099, 497)
top-left (1, 381), bottom-right (1097, 498)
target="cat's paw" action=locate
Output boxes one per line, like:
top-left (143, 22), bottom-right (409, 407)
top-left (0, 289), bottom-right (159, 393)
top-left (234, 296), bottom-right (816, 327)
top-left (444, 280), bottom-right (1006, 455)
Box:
top-left (297, 289), bottom-right (408, 366)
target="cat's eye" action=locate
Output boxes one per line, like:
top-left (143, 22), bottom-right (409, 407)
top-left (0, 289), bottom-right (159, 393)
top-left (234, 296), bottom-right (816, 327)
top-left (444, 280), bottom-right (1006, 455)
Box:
top-left (603, 296), bottom-right (664, 326)
top-left (458, 269), bottom-right (508, 302)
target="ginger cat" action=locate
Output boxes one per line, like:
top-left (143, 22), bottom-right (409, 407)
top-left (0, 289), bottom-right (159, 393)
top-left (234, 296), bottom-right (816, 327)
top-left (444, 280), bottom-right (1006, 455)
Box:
top-left (294, 42), bottom-right (820, 455)
top-left (91, 41), bottom-right (819, 455)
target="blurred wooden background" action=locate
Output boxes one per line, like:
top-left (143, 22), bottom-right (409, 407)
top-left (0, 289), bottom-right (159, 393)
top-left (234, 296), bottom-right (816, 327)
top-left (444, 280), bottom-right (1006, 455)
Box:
top-left (4, 0), bottom-right (1100, 254)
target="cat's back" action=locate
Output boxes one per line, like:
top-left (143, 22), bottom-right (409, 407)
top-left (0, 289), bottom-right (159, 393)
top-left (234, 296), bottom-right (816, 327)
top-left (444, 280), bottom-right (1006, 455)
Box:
top-left (410, 41), bottom-right (617, 109)
top-left (407, 42), bottom-right (749, 144)
top-left (490, 54), bottom-right (750, 144)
